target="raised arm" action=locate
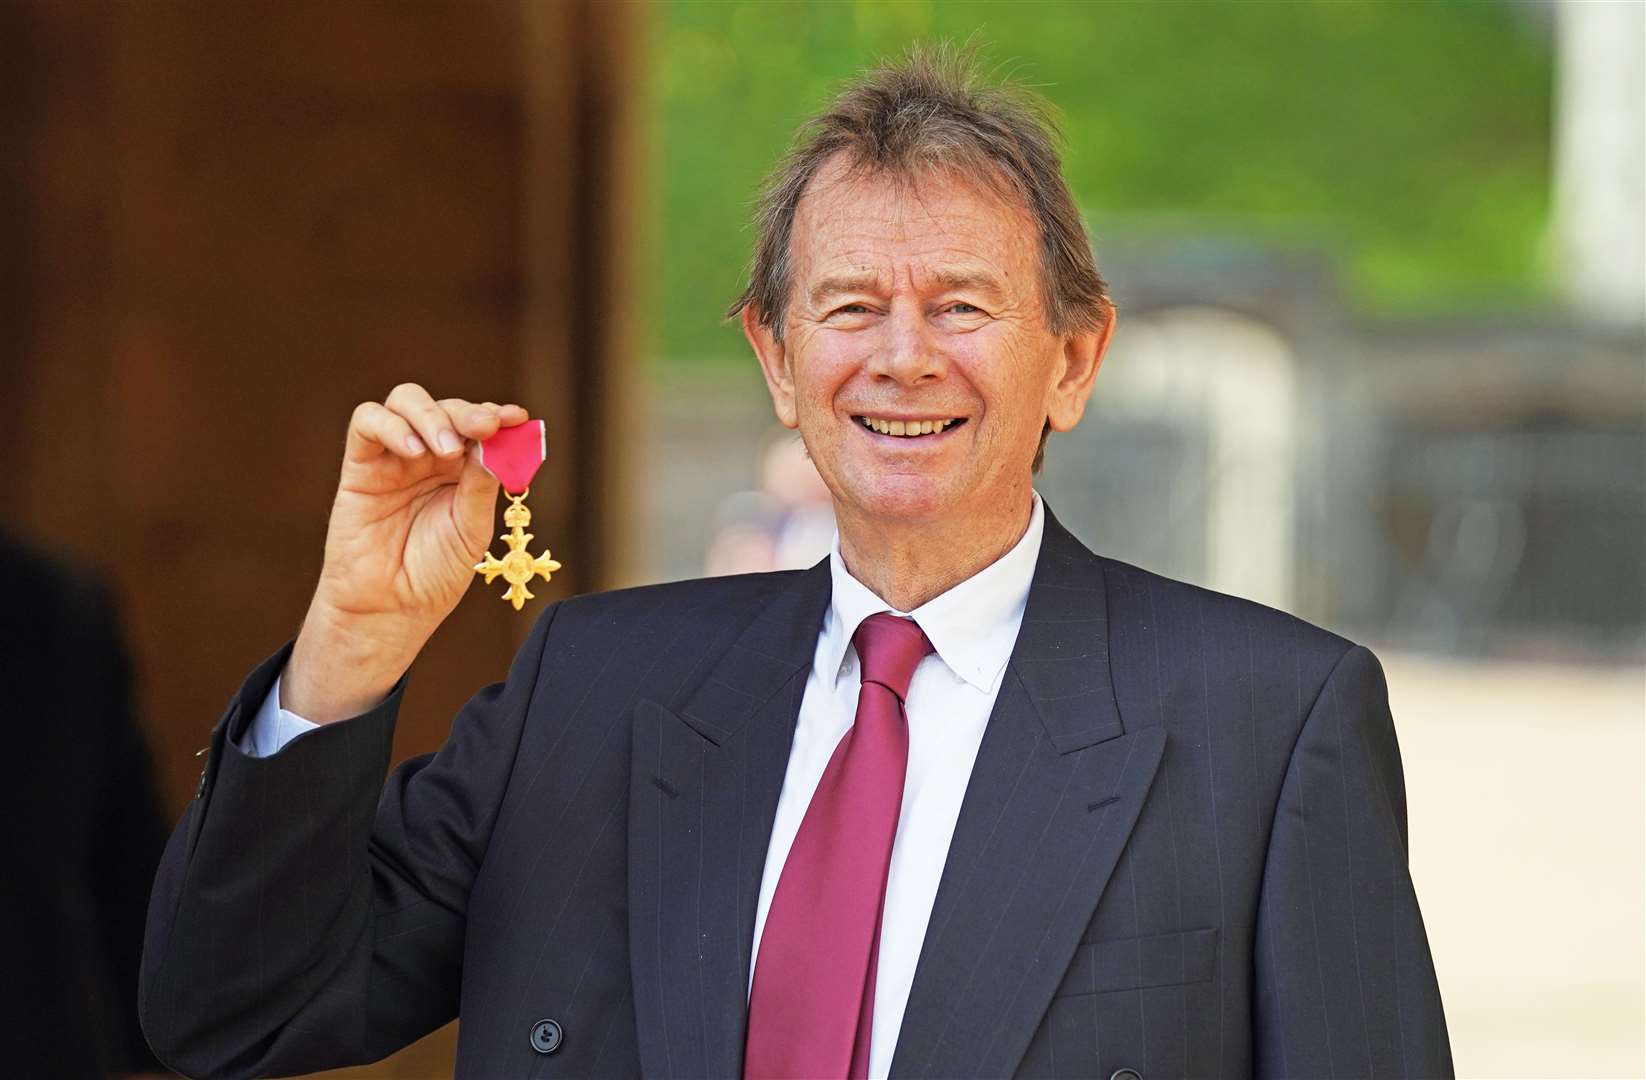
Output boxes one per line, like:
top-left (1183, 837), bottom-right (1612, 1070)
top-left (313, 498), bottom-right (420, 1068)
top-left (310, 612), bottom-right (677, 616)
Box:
top-left (140, 385), bottom-right (547, 1077)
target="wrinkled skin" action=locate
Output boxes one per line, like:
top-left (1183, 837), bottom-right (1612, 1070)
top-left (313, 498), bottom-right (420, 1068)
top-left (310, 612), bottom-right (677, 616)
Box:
top-left (743, 155), bottom-right (1115, 608)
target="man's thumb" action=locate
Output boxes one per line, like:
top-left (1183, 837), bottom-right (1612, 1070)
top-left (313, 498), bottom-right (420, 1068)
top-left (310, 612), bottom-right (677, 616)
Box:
top-left (455, 445), bottom-right (503, 553)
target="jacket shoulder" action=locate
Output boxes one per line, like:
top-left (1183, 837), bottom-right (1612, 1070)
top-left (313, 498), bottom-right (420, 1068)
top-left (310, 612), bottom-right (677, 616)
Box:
top-left (1095, 554), bottom-right (1360, 713)
top-left (1099, 554), bottom-right (1353, 655)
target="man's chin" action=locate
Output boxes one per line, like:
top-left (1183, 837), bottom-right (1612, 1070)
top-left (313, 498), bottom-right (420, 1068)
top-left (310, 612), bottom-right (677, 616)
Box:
top-left (840, 476), bottom-right (959, 525)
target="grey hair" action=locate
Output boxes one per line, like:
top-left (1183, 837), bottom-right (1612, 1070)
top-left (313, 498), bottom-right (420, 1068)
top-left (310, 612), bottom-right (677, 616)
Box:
top-left (726, 43), bottom-right (1111, 472)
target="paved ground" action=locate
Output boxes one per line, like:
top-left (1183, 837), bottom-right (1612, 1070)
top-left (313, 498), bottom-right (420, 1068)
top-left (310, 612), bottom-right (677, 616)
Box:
top-left (1386, 649), bottom-right (1645, 1078)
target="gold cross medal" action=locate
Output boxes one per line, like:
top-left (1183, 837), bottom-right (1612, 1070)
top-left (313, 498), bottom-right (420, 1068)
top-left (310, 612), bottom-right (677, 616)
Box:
top-left (474, 418), bottom-right (562, 610)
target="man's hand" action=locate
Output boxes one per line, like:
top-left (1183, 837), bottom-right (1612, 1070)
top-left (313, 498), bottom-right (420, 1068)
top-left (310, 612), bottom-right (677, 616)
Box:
top-left (284, 383), bottom-right (530, 723)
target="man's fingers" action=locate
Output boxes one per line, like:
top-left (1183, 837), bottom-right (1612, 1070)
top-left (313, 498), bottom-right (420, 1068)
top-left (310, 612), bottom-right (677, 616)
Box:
top-left (438, 398), bottom-right (532, 445)
top-left (348, 401), bottom-right (428, 461)
top-left (386, 382), bottom-right (465, 459)
top-left (367, 385), bottom-right (530, 465)
top-left (475, 401), bottom-right (530, 427)
top-left (439, 398), bottom-right (504, 442)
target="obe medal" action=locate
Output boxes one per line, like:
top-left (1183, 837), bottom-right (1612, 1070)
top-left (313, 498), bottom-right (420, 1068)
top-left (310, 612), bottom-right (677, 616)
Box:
top-left (473, 419), bottom-right (562, 611)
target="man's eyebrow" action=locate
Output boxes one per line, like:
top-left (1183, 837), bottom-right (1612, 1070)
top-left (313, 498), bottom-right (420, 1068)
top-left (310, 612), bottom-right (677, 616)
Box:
top-left (808, 273), bottom-right (883, 308)
top-left (931, 268), bottom-right (1008, 296)
top-left (806, 268), bottom-right (1008, 308)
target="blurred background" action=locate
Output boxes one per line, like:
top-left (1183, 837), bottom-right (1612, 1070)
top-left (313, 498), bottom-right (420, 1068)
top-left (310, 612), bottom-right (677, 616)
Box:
top-left (1, 1), bottom-right (1640, 1076)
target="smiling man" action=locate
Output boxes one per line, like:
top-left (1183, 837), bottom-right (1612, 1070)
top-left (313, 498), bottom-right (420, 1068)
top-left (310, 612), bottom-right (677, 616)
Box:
top-left (142, 47), bottom-right (1451, 1079)
top-left (737, 145), bottom-right (1108, 616)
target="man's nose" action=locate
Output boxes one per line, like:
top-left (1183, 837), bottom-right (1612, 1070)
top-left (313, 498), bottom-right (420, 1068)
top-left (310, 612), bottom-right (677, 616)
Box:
top-left (867, 303), bottom-right (945, 384)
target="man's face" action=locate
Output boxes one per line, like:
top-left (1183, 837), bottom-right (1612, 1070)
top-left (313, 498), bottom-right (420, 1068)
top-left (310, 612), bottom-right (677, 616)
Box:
top-left (746, 156), bottom-right (1111, 532)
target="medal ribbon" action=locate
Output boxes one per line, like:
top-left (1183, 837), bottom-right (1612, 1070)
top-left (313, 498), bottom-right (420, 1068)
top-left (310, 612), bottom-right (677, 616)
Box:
top-left (480, 419), bottom-right (546, 495)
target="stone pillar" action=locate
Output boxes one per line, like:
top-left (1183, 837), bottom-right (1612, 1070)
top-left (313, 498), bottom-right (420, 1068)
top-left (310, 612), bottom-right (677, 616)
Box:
top-left (1553, 0), bottom-right (1646, 328)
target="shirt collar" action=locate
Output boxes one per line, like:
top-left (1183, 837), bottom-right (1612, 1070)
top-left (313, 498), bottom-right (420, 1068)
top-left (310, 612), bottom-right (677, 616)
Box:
top-left (821, 491), bottom-right (1044, 694)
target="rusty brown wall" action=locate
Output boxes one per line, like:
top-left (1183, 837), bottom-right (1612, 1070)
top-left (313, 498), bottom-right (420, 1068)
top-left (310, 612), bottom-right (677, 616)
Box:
top-left (0, 2), bottom-right (637, 1073)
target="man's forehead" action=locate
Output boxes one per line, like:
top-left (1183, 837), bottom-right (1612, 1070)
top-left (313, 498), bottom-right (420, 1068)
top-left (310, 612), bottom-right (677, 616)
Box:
top-left (795, 156), bottom-right (1027, 232)
top-left (791, 157), bottom-right (1037, 295)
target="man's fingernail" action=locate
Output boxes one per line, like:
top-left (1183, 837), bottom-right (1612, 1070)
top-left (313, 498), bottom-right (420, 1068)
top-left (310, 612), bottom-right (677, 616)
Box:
top-left (405, 435), bottom-right (426, 455)
top-left (438, 431), bottom-right (461, 454)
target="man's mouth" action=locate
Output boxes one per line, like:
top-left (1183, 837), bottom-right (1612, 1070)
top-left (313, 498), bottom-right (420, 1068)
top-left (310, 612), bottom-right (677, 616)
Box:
top-left (853, 415), bottom-right (967, 438)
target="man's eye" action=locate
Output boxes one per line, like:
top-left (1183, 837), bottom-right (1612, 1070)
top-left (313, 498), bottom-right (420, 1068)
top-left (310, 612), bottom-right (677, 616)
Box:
top-left (836, 303), bottom-right (870, 315)
top-left (948, 302), bottom-right (982, 315)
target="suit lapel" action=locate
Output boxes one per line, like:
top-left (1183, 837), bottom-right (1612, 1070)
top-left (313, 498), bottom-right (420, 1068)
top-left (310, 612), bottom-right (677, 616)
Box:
top-left (627, 559), bottom-right (831, 1080)
top-left (890, 509), bottom-right (1167, 1079)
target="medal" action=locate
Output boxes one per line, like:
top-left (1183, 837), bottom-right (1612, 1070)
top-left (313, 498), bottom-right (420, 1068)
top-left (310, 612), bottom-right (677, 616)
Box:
top-left (473, 419), bottom-right (562, 610)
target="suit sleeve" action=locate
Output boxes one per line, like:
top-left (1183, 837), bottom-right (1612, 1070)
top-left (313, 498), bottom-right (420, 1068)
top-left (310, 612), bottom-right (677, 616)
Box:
top-left (140, 601), bottom-right (560, 1079)
top-left (1253, 644), bottom-right (1453, 1078)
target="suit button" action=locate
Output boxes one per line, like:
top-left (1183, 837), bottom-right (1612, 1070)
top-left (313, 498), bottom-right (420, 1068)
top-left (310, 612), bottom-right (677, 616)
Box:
top-left (1110, 1070), bottom-right (1143, 1080)
top-left (529, 1018), bottom-right (563, 1054)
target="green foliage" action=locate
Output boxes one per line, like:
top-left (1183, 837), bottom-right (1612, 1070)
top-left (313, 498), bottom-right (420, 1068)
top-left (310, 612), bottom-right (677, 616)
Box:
top-left (650, 0), bottom-right (1552, 363)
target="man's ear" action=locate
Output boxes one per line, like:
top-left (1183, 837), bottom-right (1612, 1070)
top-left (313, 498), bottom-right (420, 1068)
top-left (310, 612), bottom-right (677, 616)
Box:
top-left (743, 305), bottom-right (799, 429)
top-left (1046, 301), bottom-right (1117, 433)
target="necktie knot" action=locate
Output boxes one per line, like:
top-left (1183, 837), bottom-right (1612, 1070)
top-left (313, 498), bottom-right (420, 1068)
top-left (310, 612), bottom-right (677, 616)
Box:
top-left (853, 612), bottom-right (933, 702)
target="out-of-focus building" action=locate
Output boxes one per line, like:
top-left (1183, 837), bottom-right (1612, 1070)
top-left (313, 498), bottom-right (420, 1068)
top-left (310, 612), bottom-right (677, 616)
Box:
top-left (1034, 240), bottom-right (1645, 662)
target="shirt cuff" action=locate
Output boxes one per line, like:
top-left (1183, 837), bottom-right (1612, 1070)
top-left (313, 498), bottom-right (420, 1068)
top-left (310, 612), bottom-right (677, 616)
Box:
top-left (238, 670), bottom-right (322, 758)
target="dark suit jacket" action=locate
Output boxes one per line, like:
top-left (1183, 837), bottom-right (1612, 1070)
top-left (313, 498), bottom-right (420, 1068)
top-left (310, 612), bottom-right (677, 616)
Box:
top-left (1, 531), bottom-right (170, 1078)
top-left (141, 508), bottom-right (1451, 1078)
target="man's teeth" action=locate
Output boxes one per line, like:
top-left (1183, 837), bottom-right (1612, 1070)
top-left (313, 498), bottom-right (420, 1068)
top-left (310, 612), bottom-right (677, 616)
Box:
top-left (858, 417), bottom-right (959, 437)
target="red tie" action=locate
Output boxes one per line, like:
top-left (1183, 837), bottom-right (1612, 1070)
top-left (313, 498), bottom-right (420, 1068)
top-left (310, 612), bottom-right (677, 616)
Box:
top-left (744, 613), bottom-right (933, 1080)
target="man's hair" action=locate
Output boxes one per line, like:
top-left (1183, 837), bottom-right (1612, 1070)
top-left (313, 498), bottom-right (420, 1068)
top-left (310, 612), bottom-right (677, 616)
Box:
top-left (727, 43), bottom-right (1111, 472)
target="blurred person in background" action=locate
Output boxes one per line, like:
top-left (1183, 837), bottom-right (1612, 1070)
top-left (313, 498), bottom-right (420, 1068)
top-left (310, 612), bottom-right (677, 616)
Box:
top-left (706, 426), bottom-right (837, 575)
top-left (0, 530), bottom-right (170, 1078)
top-left (140, 45), bottom-right (1450, 1078)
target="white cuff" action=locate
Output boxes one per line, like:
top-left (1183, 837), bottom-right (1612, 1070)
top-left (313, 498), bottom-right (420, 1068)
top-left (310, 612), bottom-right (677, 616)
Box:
top-left (238, 670), bottom-right (322, 758)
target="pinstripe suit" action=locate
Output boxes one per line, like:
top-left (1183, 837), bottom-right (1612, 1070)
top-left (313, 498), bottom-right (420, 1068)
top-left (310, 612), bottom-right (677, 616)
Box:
top-left (140, 506), bottom-right (1451, 1078)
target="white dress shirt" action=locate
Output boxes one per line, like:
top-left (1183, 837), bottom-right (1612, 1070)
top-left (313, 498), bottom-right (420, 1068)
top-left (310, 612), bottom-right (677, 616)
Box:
top-left (242, 492), bottom-right (1045, 1080)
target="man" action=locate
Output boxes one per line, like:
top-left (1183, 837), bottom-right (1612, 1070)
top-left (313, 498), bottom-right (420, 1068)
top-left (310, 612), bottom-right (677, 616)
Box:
top-left (141, 48), bottom-right (1451, 1078)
